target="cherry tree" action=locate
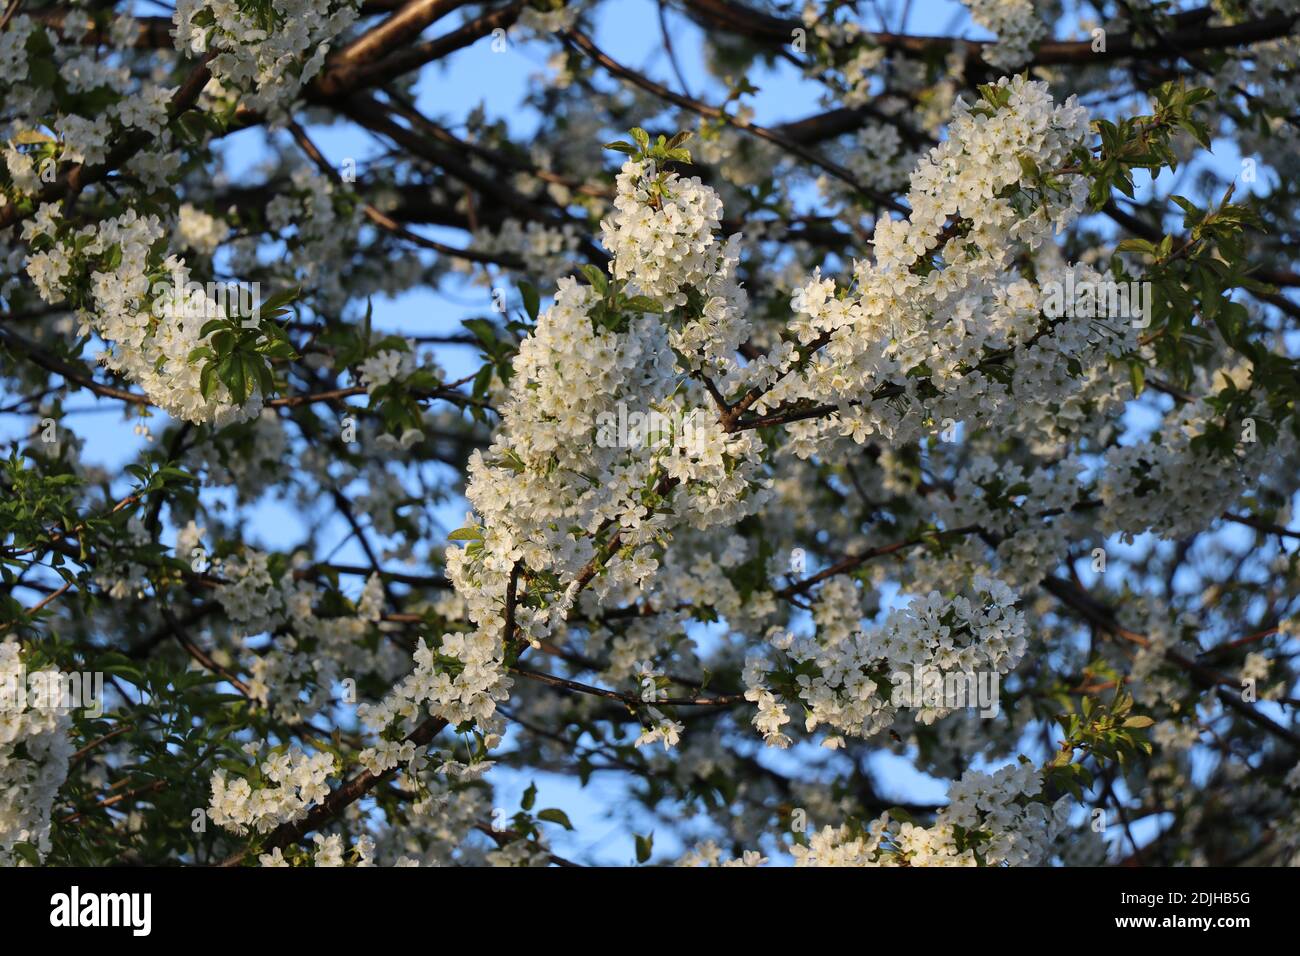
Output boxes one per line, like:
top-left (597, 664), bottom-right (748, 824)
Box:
top-left (2, 0), bottom-right (1299, 868)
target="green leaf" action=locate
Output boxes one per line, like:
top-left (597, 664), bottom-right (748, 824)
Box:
top-left (1115, 238), bottom-right (1155, 256)
top-left (258, 286), bottom-right (300, 316)
top-left (579, 263), bottom-right (608, 294)
top-left (635, 832), bottom-right (653, 863)
top-left (519, 281), bottom-right (540, 322)
top-left (522, 781), bottom-right (537, 811)
top-left (199, 361), bottom-right (219, 400)
top-left (462, 317), bottom-right (503, 355)
top-left (199, 319), bottom-right (229, 340)
top-left (537, 808), bottom-right (573, 830)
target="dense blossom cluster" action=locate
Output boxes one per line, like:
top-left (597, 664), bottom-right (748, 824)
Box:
top-left (791, 762), bottom-right (1071, 866)
top-left (935, 455), bottom-right (1087, 588)
top-left (214, 549), bottom-right (285, 633)
top-left (755, 78), bottom-right (1116, 461)
top-left (3, 22), bottom-right (266, 424)
top-left (839, 121), bottom-right (918, 195)
top-left (600, 159), bottom-right (727, 306)
top-left (359, 156), bottom-right (769, 751)
top-left (4, 12), bottom-right (364, 426)
top-left (1, 14), bottom-right (176, 196)
top-left (291, 73), bottom-right (1288, 865)
top-left (744, 576), bottom-right (1026, 747)
top-left (174, 0), bottom-right (361, 116)
top-left (208, 747), bottom-right (337, 835)
top-left (0, 645), bottom-right (74, 865)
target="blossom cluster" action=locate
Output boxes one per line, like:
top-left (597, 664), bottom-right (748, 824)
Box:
top-left (601, 158), bottom-right (754, 374)
top-left (257, 166), bottom-right (364, 309)
top-left (960, 0), bottom-right (1047, 71)
top-left (472, 217), bottom-right (583, 281)
top-left (173, 0), bottom-right (361, 117)
top-left (839, 121), bottom-right (918, 196)
top-left (207, 544), bottom-right (404, 725)
top-left (214, 548), bottom-right (285, 634)
top-left (1, 0), bottom-right (1292, 875)
top-left (360, 154), bottom-right (769, 752)
top-left (208, 746), bottom-right (337, 835)
top-left (1099, 395), bottom-right (1279, 541)
top-left (760, 77), bottom-right (1103, 456)
top-left (935, 455), bottom-right (1087, 588)
top-left (23, 205), bottom-right (263, 425)
top-left (0, 644), bottom-right (74, 866)
top-left (1, 15), bottom-right (295, 426)
top-left (792, 761), bottom-right (1071, 866)
top-left (744, 576), bottom-right (1025, 747)
top-left (258, 833), bottom-right (377, 867)
top-left (358, 349), bottom-right (415, 396)
top-left (1, 15), bottom-right (179, 201)
top-left (600, 159), bottom-right (726, 307)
